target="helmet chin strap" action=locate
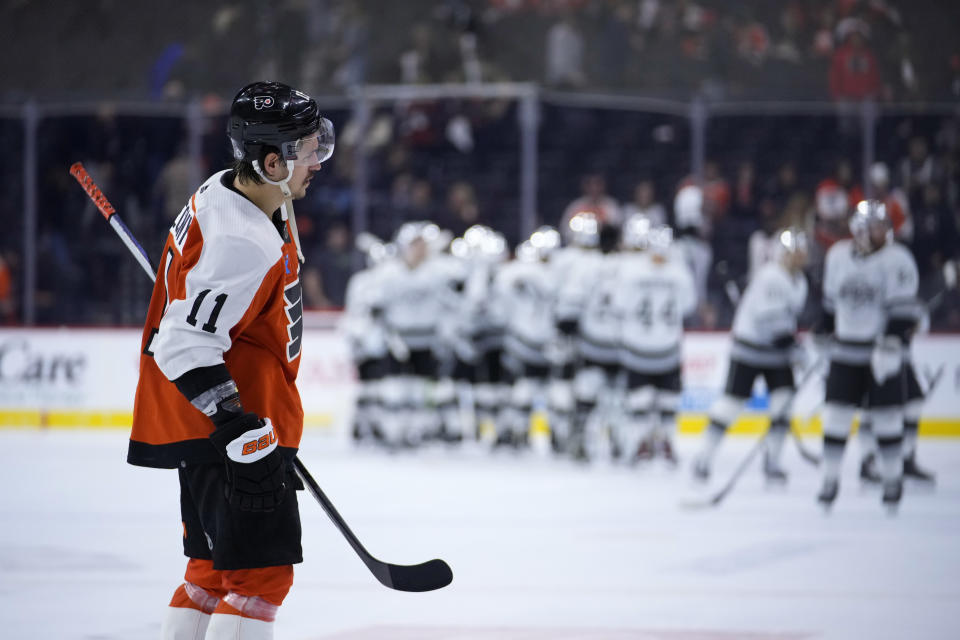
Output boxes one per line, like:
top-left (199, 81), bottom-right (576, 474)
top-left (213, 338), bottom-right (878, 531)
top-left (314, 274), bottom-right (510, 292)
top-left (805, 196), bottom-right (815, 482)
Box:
top-left (253, 159), bottom-right (306, 264)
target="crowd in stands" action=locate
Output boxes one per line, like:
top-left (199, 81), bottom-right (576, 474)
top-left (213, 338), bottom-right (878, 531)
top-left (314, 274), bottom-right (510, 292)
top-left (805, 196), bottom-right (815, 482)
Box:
top-left (1, 1), bottom-right (959, 327)
top-left (3, 1), bottom-right (960, 102)
top-left (1, 102), bottom-right (958, 330)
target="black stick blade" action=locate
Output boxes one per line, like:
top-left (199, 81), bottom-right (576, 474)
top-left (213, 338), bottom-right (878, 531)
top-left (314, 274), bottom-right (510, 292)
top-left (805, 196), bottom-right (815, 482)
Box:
top-left (371, 558), bottom-right (453, 592)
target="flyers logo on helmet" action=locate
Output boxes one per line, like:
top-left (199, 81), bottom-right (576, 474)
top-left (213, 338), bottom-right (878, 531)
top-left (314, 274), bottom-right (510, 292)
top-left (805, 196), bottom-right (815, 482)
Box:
top-left (253, 96), bottom-right (275, 110)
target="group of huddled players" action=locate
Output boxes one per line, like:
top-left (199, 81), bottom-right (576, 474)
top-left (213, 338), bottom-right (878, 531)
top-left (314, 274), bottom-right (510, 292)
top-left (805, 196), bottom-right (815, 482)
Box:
top-left (343, 192), bottom-right (939, 511)
top-left (343, 208), bottom-right (697, 462)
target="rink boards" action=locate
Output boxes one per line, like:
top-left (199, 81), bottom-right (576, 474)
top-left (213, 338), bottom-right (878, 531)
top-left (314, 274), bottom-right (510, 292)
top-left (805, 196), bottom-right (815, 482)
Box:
top-left (0, 326), bottom-right (958, 436)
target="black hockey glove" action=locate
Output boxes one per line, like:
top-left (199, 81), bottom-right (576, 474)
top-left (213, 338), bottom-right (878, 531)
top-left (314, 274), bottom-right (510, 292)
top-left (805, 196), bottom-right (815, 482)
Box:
top-left (557, 317), bottom-right (579, 336)
top-left (209, 413), bottom-right (288, 513)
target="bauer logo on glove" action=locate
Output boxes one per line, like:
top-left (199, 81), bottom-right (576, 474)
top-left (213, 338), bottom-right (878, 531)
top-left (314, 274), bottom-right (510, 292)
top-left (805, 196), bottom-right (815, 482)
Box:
top-left (225, 418), bottom-right (279, 463)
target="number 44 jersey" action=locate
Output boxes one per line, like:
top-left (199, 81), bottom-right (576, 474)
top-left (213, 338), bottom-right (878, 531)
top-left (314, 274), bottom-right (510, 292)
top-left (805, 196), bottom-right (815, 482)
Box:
top-left (129, 170), bottom-right (305, 469)
top-left (614, 249), bottom-right (697, 373)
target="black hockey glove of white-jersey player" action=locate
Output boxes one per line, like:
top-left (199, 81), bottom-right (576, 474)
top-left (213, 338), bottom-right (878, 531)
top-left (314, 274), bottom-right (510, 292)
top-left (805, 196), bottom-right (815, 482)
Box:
top-left (209, 412), bottom-right (288, 513)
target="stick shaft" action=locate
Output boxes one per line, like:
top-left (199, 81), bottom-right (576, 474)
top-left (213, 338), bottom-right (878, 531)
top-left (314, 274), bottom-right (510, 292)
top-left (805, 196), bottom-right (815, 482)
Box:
top-left (70, 162), bottom-right (156, 281)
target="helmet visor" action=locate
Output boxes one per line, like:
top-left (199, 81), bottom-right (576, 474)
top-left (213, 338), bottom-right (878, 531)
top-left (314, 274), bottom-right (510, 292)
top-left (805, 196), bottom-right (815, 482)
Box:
top-left (282, 117), bottom-right (335, 166)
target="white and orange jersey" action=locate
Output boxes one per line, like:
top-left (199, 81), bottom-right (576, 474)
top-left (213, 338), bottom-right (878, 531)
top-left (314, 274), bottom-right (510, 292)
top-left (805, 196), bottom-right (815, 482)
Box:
top-left (130, 170), bottom-right (305, 468)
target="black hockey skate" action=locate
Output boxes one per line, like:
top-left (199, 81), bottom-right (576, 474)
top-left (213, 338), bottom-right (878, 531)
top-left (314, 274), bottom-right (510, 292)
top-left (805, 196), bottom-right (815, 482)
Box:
top-left (692, 456), bottom-right (710, 483)
top-left (817, 478), bottom-right (839, 510)
top-left (881, 478), bottom-right (903, 513)
top-left (634, 437), bottom-right (655, 462)
top-left (859, 453), bottom-right (883, 485)
top-left (763, 451), bottom-right (788, 485)
top-left (903, 453), bottom-right (936, 483)
top-left (657, 437), bottom-right (679, 467)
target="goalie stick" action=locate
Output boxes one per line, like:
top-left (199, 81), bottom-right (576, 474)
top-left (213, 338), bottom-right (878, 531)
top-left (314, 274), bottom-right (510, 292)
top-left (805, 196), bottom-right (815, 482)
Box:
top-left (70, 162), bottom-right (453, 593)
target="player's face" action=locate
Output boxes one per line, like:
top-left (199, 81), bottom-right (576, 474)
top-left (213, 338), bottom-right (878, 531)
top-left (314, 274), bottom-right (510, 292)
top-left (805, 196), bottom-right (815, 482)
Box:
top-left (868, 222), bottom-right (888, 249)
top-left (404, 238), bottom-right (428, 268)
top-left (788, 247), bottom-right (808, 271)
top-left (288, 160), bottom-right (322, 200)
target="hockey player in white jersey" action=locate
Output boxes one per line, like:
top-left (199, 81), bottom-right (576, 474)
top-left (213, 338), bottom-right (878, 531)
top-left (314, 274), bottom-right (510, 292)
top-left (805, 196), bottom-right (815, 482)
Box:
top-left (449, 225), bottom-right (510, 441)
top-left (673, 185), bottom-right (713, 313)
top-left (494, 227), bottom-right (563, 448)
top-left (814, 200), bottom-right (920, 510)
top-left (692, 227), bottom-right (809, 482)
top-left (371, 221), bottom-right (459, 448)
top-left (551, 213), bottom-right (617, 459)
top-left (615, 216), bottom-right (697, 465)
top-left (342, 233), bottom-right (393, 444)
top-left (550, 213), bottom-right (604, 453)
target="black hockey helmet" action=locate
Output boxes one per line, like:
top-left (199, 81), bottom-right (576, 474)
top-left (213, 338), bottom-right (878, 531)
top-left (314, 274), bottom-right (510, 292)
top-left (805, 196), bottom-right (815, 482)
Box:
top-left (227, 81), bottom-right (334, 166)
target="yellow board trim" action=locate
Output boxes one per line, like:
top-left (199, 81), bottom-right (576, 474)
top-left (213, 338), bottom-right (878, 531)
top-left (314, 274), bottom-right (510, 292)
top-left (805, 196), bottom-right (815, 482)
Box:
top-left (1, 410), bottom-right (959, 437)
top-left (0, 411), bottom-right (336, 430)
top-left (676, 413), bottom-right (960, 437)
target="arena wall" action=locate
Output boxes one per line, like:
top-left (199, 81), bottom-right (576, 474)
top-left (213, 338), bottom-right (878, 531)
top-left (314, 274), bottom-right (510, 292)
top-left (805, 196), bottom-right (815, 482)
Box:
top-left (1, 326), bottom-right (958, 436)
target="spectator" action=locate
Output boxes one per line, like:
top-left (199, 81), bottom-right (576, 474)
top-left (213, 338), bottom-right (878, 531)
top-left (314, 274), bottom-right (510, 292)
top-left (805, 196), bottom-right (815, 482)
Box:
top-left (621, 179), bottom-right (667, 225)
top-left (306, 221), bottom-right (356, 308)
top-left (909, 183), bottom-right (959, 281)
top-left (438, 181), bottom-right (480, 237)
top-left (868, 162), bottom-right (912, 242)
top-left (899, 136), bottom-right (945, 210)
top-left (829, 28), bottom-right (881, 101)
top-left (596, 2), bottom-right (636, 88)
top-left (763, 162), bottom-right (808, 225)
top-left (729, 161), bottom-right (759, 219)
top-left (703, 159), bottom-right (731, 226)
top-left (400, 23), bottom-right (446, 84)
top-left (814, 159), bottom-right (858, 251)
top-left (560, 173), bottom-right (622, 238)
top-left (0, 251), bottom-right (14, 324)
top-left (545, 11), bottom-right (586, 88)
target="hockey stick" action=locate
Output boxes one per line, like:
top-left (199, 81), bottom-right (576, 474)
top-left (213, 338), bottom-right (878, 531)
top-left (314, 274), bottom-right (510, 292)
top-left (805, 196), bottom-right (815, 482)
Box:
top-left (680, 355), bottom-right (826, 510)
top-left (680, 433), bottom-right (767, 509)
top-left (70, 163), bottom-right (156, 280)
top-left (70, 163), bottom-right (453, 592)
top-left (788, 356), bottom-right (827, 467)
top-left (292, 458), bottom-right (452, 591)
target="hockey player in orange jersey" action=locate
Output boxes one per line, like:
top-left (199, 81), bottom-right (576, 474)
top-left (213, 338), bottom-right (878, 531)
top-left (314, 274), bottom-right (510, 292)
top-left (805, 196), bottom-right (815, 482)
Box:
top-left (128, 81), bottom-right (334, 640)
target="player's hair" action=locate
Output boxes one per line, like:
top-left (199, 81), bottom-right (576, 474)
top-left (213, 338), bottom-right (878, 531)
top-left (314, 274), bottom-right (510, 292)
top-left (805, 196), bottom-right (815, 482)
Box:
top-left (231, 144), bottom-right (281, 186)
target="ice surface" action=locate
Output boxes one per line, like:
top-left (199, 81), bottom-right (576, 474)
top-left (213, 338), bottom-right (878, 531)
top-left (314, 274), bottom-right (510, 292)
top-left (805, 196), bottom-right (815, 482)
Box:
top-left (0, 429), bottom-right (957, 639)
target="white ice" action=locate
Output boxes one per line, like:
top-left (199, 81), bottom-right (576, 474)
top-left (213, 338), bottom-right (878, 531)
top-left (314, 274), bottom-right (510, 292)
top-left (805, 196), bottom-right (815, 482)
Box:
top-left (0, 429), bottom-right (958, 640)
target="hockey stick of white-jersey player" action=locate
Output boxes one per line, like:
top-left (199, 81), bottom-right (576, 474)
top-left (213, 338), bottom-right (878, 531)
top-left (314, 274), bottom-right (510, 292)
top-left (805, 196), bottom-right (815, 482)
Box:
top-left (680, 357), bottom-right (826, 510)
top-left (70, 162), bottom-right (453, 593)
top-left (722, 279), bottom-right (821, 466)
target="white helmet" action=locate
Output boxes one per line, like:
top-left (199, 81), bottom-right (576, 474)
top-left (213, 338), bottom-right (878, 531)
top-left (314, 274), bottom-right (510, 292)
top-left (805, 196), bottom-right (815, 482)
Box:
top-left (849, 200), bottom-right (891, 253)
top-left (565, 211), bottom-right (601, 248)
top-left (355, 231), bottom-right (393, 266)
top-left (674, 184), bottom-right (704, 230)
top-left (773, 227), bottom-right (809, 265)
top-left (516, 226), bottom-right (561, 262)
top-left (869, 162), bottom-right (890, 188)
top-left (622, 214), bottom-right (673, 254)
top-left (622, 214), bottom-right (653, 250)
top-left (451, 224), bottom-right (508, 263)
